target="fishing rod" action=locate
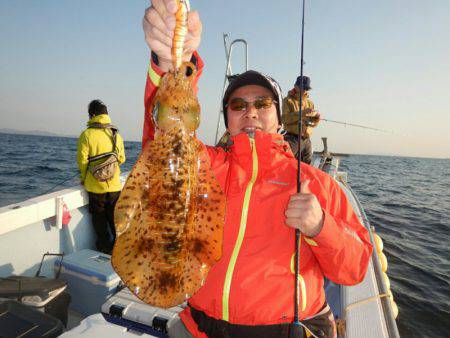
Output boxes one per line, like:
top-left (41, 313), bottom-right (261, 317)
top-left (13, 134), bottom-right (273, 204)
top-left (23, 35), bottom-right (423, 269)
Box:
top-left (292, 5), bottom-right (321, 336)
top-left (292, 0), bottom-right (306, 335)
top-left (321, 118), bottom-right (391, 133)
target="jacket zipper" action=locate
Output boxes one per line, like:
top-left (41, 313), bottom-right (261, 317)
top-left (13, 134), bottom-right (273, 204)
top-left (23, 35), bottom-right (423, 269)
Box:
top-left (222, 137), bottom-right (258, 321)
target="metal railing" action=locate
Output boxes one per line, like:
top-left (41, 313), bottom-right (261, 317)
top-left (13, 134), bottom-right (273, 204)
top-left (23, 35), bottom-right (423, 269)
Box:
top-left (214, 33), bottom-right (249, 144)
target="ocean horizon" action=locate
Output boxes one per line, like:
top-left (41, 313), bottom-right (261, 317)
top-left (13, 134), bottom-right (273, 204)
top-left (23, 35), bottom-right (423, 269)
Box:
top-left (1, 131), bottom-right (448, 160)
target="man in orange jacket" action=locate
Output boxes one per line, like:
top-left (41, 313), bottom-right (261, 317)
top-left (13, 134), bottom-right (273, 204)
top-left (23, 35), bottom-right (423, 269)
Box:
top-left (141, 2), bottom-right (372, 337)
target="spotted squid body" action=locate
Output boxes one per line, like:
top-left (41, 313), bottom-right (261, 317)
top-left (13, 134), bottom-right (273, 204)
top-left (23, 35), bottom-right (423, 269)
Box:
top-left (112, 61), bottom-right (225, 308)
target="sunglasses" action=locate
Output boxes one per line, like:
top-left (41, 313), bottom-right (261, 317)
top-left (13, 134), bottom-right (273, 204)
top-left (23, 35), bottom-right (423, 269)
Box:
top-left (226, 97), bottom-right (277, 112)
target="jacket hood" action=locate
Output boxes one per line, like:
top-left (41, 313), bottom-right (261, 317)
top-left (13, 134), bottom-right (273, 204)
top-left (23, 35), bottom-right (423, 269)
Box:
top-left (88, 114), bottom-right (112, 125)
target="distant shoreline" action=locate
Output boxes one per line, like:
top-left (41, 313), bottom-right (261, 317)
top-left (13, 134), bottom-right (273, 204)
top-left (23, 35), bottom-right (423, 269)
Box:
top-left (0, 129), bottom-right (74, 138)
top-left (0, 130), bottom-right (141, 143)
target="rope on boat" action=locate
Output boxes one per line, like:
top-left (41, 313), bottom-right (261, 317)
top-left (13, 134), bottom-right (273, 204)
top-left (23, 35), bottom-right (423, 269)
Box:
top-left (336, 293), bottom-right (391, 337)
top-left (345, 292), bottom-right (390, 312)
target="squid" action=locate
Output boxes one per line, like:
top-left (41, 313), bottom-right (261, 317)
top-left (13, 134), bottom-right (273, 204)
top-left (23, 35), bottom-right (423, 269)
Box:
top-left (111, 0), bottom-right (225, 308)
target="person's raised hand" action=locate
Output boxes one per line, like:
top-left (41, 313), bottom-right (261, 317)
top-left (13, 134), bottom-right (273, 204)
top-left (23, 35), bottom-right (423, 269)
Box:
top-left (285, 180), bottom-right (324, 237)
top-left (143, 0), bottom-right (202, 72)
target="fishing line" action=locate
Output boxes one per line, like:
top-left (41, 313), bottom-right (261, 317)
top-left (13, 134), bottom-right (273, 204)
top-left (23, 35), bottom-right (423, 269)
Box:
top-left (321, 118), bottom-right (393, 133)
top-left (39, 172), bottom-right (79, 196)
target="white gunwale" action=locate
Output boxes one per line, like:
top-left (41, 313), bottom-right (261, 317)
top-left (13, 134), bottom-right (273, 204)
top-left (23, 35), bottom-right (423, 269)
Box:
top-left (0, 187), bottom-right (88, 236)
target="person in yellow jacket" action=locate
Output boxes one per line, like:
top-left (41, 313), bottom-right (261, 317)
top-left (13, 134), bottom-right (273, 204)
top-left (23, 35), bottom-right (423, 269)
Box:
top-left (282, 76), bottom-right (320, 164)
top-left (77, 99), bottom-right (125, 254)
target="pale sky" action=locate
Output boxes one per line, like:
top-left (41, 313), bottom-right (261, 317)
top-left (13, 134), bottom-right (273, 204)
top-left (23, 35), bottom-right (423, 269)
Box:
top-left (0, 0), bottom-right (449, 158)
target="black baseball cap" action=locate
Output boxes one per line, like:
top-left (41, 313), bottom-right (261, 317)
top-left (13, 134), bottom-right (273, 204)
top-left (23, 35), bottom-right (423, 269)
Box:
top-left (222, 70), bottom-right (283, 128)
top-left (295, 75), bottom-right (312, 91)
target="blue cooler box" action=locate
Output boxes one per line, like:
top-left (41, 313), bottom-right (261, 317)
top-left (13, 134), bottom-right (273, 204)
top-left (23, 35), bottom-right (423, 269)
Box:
top-left (56, 249), bottom-right (121, 316)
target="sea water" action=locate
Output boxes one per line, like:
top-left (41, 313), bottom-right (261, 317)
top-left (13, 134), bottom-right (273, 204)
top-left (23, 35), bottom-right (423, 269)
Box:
top-left (0, 133), bottom-right (449, 337)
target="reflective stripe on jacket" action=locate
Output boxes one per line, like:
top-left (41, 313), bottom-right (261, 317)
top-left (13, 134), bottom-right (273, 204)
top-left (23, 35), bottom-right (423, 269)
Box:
top-left (143, 55), bottom-right (372, 334)
top-left (77, 114), bottom-right (125, 193)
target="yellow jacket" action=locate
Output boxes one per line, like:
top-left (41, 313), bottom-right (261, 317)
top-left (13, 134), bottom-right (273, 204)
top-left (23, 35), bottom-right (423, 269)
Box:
top-left (282, 89), bottom-right (320, 137)
top-left (77, 114), bottom-right (125, 193)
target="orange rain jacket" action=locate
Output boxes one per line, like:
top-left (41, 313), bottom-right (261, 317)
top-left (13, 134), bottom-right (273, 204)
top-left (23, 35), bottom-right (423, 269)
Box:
top-left (142, 53), bottom-right (373, 337)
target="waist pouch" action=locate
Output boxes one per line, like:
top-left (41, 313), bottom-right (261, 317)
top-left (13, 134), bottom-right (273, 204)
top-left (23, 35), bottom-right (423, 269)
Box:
top-left (88, 152), bottom-right (118, 182)
top-left (87, 122), bottom-right (119, 182)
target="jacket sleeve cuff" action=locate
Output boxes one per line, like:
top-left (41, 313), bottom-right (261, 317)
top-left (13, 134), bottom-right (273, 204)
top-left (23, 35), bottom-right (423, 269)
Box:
top-left (148, 52), bottom-right (165, 88)
top-left (303, 210), bottom-right (339, 248)
top-left (149, 51), bottom-right (204, 88)
top-left (191, 51), bottom-right (202, 69)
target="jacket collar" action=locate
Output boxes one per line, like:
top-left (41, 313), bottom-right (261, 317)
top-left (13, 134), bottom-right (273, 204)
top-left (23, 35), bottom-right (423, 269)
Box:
top-left (289, 87), bottom-right (309, 99)
top-left (227, 131), bottom-right (293, 166)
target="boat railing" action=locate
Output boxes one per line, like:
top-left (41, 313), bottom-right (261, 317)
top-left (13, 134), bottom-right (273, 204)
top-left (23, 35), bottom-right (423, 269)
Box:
top-left (343, 179), bottom-right (401, 338)
top-left (0, 173), bottom-right (128, 278)
top-left (0, 186), bottom-right (88, 237)
top-left (313, 149), bottom-right (399, 337)
top-left (0, 173), bottom-right (129, 237)
top-left (214, 33), bottom-right (249, 144)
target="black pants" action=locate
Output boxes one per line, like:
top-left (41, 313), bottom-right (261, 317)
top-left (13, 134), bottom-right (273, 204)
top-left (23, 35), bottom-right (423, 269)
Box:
top-left (88, 191), bottom-right (120, 254)
top-left (284, 133), bottom-right (312, 164)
